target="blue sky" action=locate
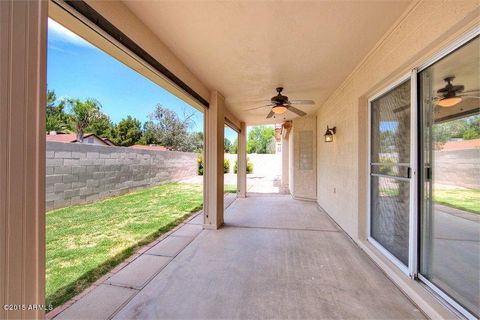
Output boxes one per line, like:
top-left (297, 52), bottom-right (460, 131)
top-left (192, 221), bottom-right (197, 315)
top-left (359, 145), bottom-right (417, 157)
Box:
top-left (47, 19), bottom-right (263, 142)
top-left (47, 19), bottom-right (221, 137)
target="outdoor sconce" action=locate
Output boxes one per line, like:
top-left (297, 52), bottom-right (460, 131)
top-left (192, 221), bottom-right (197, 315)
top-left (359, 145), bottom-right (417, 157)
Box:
top-left (324, 126), bottom-right (336, 142)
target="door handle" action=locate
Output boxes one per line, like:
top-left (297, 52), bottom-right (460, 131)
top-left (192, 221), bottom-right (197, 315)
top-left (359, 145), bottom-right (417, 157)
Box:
top-left (425, 167), bottom-right (431, 180)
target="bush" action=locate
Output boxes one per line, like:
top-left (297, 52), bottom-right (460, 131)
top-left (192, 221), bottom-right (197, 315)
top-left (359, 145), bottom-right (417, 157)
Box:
top-left (198, 155), bottom-right (244, 175)
top-left (224, 158), bottom-right (230, 174)
top-left (246, 159), bottom-right (253, 174)
top-left (197, 154), bottom-right (204, 175)
top-left (234, 158), bottom-right (253, 174)
top-left (378, 157), bottom-right (395, 176)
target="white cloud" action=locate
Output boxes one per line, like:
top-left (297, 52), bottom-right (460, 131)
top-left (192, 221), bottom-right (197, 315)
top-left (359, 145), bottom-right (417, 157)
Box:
top-left (48, 18), bottom-right (93, 48)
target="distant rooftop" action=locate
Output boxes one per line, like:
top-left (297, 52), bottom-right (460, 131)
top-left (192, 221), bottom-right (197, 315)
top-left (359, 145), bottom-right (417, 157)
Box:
top-left (130, 144), bottom-right (170, 151)
top-left (46, 132), bottom-right (115, 146)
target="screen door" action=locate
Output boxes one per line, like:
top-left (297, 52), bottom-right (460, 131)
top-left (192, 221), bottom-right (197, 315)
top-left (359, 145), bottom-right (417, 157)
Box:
top-left (369, 79), bottom-right (411, 267)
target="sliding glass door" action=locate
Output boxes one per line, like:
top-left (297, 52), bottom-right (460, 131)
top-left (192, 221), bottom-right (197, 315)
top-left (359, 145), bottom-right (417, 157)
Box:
top-left (419, 36), bottom-right (479, 318)
top-left (369, 79), bottom-right (412, 270)
top-left (368, 33), bottom-right (478, 319)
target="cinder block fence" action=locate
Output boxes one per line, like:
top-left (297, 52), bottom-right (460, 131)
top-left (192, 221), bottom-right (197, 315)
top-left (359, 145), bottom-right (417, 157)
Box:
top-left (46, 141), bottom-right (197, 210)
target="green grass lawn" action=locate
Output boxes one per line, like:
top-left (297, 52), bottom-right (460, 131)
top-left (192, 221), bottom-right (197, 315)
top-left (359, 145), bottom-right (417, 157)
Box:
top-left (224, 184), bottom-right (237, 193)
top-left (46, 182), bottom-right (203, 308)
top-left (434, 187), bottom-right (480, 214)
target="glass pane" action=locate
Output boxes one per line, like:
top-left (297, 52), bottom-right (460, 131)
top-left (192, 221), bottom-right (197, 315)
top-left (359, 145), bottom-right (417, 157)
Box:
top-left (370, 79), bottom-right (411, 266)
top-left (371, 164), bottom-right (409, 178)
top-left (420, 36), bottom-right (479, 317)
top-left (371, 80), bottom-right (411, 165)
top-left (371, 176), bottom-right (410, 265)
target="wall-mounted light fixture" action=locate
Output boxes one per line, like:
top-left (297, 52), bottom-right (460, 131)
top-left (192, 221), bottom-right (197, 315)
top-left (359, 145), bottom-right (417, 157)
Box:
top-left (324, 126), bottom-right (336, 142)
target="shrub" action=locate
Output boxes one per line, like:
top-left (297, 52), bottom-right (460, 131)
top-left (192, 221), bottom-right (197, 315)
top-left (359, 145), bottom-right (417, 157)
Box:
top-left (378, 157), bottom-right (395, 176)
top-left (224, 158), bottom-right (230, 173)
top-left (197, 154), bottom-right (204, 175)
top-left (234, 158), bottom-right (253, 174)
top-left (246, 159), bottom-right (253, 174)
top-left (198, 155), bottom-right (246, 175)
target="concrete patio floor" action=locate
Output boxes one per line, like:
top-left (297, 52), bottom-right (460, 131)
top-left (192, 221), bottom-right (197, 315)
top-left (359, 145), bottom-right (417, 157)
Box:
top-left (52, 195), bottom-right (425, 319)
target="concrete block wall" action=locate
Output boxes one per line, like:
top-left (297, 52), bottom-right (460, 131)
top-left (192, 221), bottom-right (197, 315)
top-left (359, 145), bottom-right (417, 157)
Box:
top-left (434, 149), bottom-right (480, 189)
top-left (46, 142), bottom-right (197, 210)
top-left (224, 153), bottom-right (281, 177)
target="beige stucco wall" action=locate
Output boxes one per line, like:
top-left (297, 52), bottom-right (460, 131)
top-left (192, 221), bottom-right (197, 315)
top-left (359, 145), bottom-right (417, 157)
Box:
top-left (316, 0), bottom-right (479, 240)
top-left (292, 116), bottom-right (317, 200)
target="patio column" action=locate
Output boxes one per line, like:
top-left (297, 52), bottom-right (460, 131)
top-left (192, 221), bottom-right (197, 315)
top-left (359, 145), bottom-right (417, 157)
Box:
top-left (237, 121), bottom-right (247, 197)
top-left (0, 1), bottom-right (47, 319)
top-left (203, 91), bottom-right (225, 229)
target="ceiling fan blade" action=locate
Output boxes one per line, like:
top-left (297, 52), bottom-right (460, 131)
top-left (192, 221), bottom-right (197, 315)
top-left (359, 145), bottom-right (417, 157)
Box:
top-left (266, 110), bottom-right (275, 119)
top-left (287, 105), bottom-right (307, 116)
top-left (459, 95), bottom-right (480, 99)
top-left (244, 104), bottom-right (272, 111)
top-left (393, 104), bottom-right (410, 113)
top-left (289, 100), bottom-right (315, 105)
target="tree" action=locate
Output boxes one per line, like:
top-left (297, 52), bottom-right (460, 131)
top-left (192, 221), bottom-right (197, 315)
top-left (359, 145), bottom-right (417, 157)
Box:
top-left (191, 131), bottom-right (204, 153)
top-left (139, 120), bottom-right (159, 145)
top-left (64, 98), bottom-right (101, 142)
top-left (224, 138), bottom-right (232, 153)
top-left (432, 115), bottom-right (480, 149)
top-left (86, 111), bottom-right (115, 139)
top-left (46, 90), bottom-right (71, 132)
top-left (247, 126), bottom-right (276, 154)
top-left (114, 116), bottom-right (142, 146)
top-left (146, 104), bottom-right (198, 152)
top-left (462, 115), bottom-right (480, 140)
top-left (230, 138), bottom-right (238, 154)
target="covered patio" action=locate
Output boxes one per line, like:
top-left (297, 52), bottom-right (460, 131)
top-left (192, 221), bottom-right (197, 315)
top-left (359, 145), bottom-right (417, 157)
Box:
top-left (51, 195), bottom-right (423, 319)
top-left (1, 1), bottom-right (478, 319)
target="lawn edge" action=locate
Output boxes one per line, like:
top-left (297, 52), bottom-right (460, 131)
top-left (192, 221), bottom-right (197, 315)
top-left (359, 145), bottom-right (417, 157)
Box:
top-left (45, 208), bottom-right (203, 315)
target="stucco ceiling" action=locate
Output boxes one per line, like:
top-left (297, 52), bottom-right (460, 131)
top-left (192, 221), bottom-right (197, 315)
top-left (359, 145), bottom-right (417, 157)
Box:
top-left (123, 0), bottom-right (412, 124)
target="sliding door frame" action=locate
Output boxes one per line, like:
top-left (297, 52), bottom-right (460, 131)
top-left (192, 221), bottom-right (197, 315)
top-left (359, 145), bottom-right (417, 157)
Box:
top-left (367, 71), bottom-right (418, 277)
top-left (416, 28), bottom-right (479, 320)
top-left (368, 26), bottom-right (479, 320)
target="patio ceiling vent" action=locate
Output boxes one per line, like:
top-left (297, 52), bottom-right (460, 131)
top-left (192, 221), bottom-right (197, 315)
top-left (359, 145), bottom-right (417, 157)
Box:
top-left (324, 126), bottom-right (336, 142)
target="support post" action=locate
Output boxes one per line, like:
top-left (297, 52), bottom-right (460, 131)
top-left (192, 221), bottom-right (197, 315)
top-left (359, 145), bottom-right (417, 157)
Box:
top-left (0, 1), bottom-right (47, 319)
top-left (237, 122), bottom-right (247, 197)
top-left (203, 91), bottom-right (225, 229)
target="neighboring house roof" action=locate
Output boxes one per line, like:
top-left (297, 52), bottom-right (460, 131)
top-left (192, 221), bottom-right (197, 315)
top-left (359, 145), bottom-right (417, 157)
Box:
top-left (46, 133), bottom-right (78, 143)
top-left (130, 144), bottom-right (170, 151)
top-left (46, 133), bottom-right (112, 146)
top-left (101, 138), bottom-right (116, 146)
top-left (442, 139), bottom-right (480, 150)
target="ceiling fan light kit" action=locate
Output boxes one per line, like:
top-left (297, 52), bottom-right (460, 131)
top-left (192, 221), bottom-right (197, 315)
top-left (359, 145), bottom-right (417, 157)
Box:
top-left (438, 96), bottom-right (462, 108)
top-left (272, 105), bottom-right (287, 114)
top-left (436, 76), bottom-right (464, 108)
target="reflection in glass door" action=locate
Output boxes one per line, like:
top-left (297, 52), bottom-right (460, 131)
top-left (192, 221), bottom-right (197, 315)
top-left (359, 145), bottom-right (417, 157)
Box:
top-left (369, 79), bottom-right (411, 268)
top-left (419, 36), bottom-right (479, 318)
